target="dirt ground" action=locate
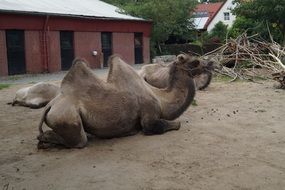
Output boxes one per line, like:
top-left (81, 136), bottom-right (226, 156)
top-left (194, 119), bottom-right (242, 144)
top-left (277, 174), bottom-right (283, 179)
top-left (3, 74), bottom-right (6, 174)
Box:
top-left (0, 78), bottom-right (284, 190)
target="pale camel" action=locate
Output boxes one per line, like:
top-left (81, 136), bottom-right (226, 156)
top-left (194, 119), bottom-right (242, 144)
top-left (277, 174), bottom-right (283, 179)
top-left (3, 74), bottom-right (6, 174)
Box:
top-left (139, 57), bottom-right (214, 90)
top-left (9, 82), bottom-right (60, 109)
top-left (37, 54), bottom-right (206, 149)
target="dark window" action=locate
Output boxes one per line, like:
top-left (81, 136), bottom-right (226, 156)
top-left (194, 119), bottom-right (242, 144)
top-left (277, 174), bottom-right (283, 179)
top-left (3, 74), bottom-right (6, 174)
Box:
top-left (134, 33), bottom-right (143, 64)
top-left (101, 32), bottom-right (113, 67)
top-left (6, 30), bottom-right (26, 75)
top-left (60, 31), bottom-right (74, 70)
top-left (224, 12), bottom-right (230, 20)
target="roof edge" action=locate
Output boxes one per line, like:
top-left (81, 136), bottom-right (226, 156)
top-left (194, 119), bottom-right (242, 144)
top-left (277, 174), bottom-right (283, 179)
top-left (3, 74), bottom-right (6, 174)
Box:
top-left (204, 0), bottom-right (227, 29)
top-left (0, 9), bottom-right (152, 23)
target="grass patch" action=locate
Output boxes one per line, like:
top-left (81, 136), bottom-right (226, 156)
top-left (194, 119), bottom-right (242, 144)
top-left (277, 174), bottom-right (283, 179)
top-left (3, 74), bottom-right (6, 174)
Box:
top-left (213, 74), bottom-right (233, 82)
top-left (191, 99), bottom-right (198, 106)
top-left (7, 75), bottom-right (22, 81)
top-left (0, 84), bottom-right (11, 90)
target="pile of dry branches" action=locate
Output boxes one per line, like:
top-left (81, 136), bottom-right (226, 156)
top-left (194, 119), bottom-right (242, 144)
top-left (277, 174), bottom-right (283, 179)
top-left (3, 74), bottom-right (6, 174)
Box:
top-left (204, 33), bottom-right (285, 88)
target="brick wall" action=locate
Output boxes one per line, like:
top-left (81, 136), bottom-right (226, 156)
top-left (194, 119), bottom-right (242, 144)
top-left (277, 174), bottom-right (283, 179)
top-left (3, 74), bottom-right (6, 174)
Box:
top-left (0, 30), bottom-right (151, 76)
top-left (113, 33), bottom-right (135, 65)
top-left (25, 31), bottom-right (43, 74)
top-left (0, 14), bottom-right (152, 37)
top-left (48, 31), bottom-right (61, 72)
top-left (74, 32), bottom-right (102, 69)
top-left (0, 30), bottom-right (8, 76)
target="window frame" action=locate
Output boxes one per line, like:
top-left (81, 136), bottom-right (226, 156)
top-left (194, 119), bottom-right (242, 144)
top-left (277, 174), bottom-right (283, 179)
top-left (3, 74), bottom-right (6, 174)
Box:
top-left (224, 12), bottom-right (230, 21)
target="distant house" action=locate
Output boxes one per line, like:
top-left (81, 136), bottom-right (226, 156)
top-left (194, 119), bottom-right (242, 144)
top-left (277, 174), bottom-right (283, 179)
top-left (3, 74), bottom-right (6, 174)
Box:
top-left (0, 0), bottom-right (152, 76)
top-left (193, 0), bottom-right (236, 32)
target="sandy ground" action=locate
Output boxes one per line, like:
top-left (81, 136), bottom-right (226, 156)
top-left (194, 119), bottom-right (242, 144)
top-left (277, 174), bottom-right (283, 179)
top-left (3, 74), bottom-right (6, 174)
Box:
top-left (0, 78), bottom-right (285, 190)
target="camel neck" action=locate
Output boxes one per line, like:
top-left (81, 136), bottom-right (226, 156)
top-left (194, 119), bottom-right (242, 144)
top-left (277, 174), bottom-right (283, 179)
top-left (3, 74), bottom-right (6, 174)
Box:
top-left (152, 64), bottom-right (196, 120)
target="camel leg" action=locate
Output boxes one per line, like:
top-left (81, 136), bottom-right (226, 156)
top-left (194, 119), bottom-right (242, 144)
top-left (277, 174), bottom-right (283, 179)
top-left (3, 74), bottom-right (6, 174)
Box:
top-left (38, 103), bottom-right (88, 149)
top-left (37, 130), bottom-right (65, 149)
top-left (38, 122), bottom-right (88, 149)
top-left (142, 119), bottom-right (181, 135)
top-left (163, 120), bottom-right (181, 132)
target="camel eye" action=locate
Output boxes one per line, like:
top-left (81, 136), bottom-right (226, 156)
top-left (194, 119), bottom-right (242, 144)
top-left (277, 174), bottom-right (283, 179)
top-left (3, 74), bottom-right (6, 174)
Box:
top-left (208, 61), bottom-right (214, 66)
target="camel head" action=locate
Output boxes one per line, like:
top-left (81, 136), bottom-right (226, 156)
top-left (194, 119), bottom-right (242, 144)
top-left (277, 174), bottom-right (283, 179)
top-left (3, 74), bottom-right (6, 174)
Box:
top-left (175, 54), bottom-right (208, 77)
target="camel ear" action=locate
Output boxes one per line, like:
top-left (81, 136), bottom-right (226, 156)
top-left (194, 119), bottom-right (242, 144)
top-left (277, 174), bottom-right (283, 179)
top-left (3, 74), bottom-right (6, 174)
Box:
top-left (177, 54), bottom-right (187, 62)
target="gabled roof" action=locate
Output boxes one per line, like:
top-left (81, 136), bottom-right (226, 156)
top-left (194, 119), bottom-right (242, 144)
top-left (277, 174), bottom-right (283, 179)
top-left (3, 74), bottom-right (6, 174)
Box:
top-left (0, 0), bottom-right (144, 21)
top-left (193, 2), bottom-right (225, 30)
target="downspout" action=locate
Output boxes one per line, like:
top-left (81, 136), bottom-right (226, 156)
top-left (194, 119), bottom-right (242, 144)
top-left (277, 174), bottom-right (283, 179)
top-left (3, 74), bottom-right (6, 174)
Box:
top-left (42, 15), bottom-right (49, 72)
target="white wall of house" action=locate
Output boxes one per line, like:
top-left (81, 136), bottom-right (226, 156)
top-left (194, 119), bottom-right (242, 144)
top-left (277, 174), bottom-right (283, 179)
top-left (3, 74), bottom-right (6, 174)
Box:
top-left (207, 0), bottom-right (236, 32)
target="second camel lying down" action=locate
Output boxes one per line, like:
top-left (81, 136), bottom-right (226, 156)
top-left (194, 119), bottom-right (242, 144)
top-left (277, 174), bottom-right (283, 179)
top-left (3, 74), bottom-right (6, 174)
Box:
top-left (139, 57), bottom-right (214, 90)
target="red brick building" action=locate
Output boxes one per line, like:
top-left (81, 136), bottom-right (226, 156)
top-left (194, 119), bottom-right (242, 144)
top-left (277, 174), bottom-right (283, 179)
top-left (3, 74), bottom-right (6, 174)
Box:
top-left (0, 0), bottom-right (152, 76)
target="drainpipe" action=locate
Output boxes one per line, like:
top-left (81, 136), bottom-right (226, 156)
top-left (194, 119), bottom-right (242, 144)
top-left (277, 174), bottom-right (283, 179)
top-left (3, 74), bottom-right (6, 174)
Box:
top-left (42, 15), bottom-right (49, 72)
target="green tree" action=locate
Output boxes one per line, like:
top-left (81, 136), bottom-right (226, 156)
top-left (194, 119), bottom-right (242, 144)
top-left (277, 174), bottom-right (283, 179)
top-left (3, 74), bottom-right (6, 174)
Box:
top-left (102, 0), bottom-right (197, 55)
top-left (209, 21), bottom-right (228, 42)
top-left (228, 16), bottom-right (283, 43)
top-left (228, 16), bottom-right (258, 38)
top-left (234, 0), bottom-right (285, 45)
top-left (102, 0), bottom-right (133, 6)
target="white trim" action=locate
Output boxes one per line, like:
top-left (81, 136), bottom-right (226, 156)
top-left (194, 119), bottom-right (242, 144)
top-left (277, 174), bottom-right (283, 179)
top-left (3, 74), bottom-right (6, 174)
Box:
top-left (207, 0), bottom-right (236, 31)
top-left (0, 0), bottom-right (144, 20)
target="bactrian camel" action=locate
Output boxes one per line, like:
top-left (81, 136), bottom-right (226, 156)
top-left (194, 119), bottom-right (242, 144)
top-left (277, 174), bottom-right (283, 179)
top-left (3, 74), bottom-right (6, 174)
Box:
top-left (139, 57), bottom-right (214, 90)
top-left (37, 54), bottom-right (207, 149)
top-left (9, 82), bottom-right (60, 109)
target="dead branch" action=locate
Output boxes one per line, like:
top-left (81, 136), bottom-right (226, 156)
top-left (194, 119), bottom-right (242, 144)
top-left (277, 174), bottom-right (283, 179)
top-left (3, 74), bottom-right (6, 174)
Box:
top-left (204, 32), bottom-right (285, 88)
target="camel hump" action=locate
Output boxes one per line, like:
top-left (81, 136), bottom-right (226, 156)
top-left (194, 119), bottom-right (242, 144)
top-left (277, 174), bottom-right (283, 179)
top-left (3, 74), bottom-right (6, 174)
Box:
top-left (61, 58), bottom-right (102, 95)
top-left (107, 54), bottom-right (135, 72)
top-left (72, 58), bottom-right (89, 67)
top-left (107, 54), bottom-right (122, 66)
top-left (63, 58), bottom-right (92, 81)
top-left (107, 54), bottom-right (148, 92)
